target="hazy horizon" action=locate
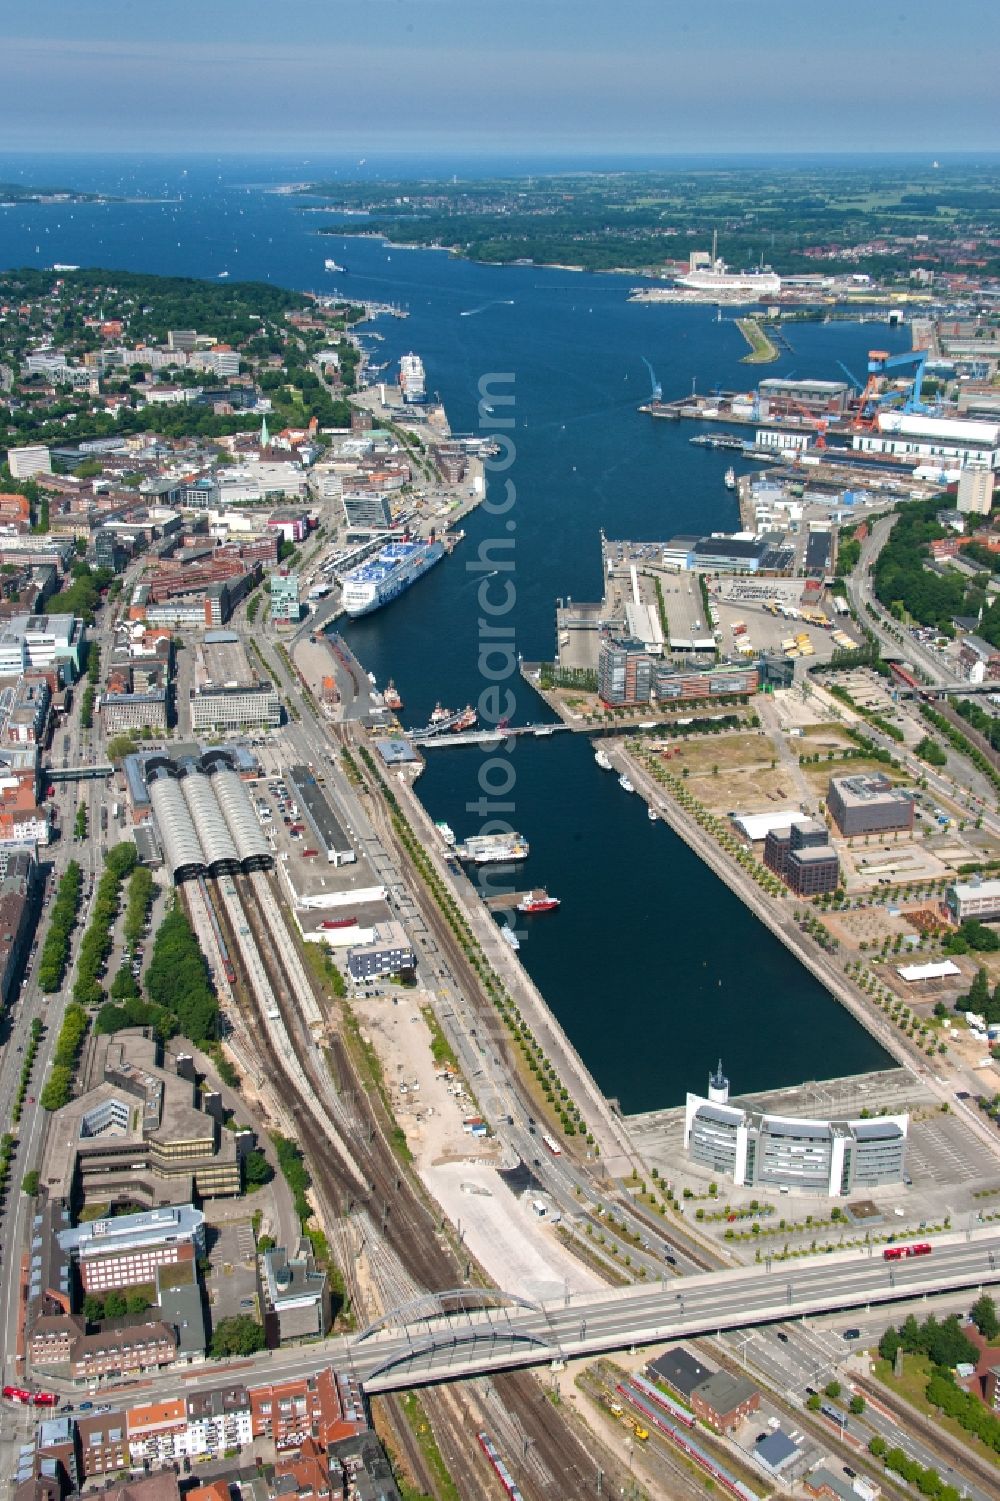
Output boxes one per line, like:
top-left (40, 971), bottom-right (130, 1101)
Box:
top-left (4, 0), bottom-right (997, 156)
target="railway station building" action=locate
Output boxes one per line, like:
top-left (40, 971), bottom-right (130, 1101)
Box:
top-left (145, 748), bottom-right (273, 882)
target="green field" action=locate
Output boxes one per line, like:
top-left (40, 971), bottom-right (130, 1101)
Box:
top-left (305, 164), bottom-right (1000, 278)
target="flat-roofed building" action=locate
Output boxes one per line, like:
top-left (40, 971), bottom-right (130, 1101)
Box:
top-left (260, 1243), bottom-right (331, 1345)
top-left (827, 773), bottom-right (914, 838)
top-left (343, 491), bottom-right (393, 530)
top-left (947, 877), bottom-right (1000, 924)
top-left (958, 459), bottom-right (994, 516)
top-left (854, 411), bottom-right (1000, 469)
top-left (347, 921), bottom-right (416, 981)
top-left (0, 613), bottom-right (86, 680)
top-left (101, 688), bottom-right (168, 734)
top-left (43, 1031), bottom-right (240, 1208)
top-left (597, 636), bottom-right (653, 706)
top-left (7, 445), bottom-right (52, 480)
top-left (269, 570), bottom-right (302, 623)
top-left (786, 843), bottom-right (840, 897)
top-left (189, 632), bottom-right (280, 732)
top-left (58, 1204), bottom-right (206, 1292)
top-left (758, 378), bottom-right (850, 416)
top-left (684, 1064), bottom-right (907, 1196)
top-left (959, 634), bottom-right (1000, 683)
top-left (287, 764), bottom-right (356, 866)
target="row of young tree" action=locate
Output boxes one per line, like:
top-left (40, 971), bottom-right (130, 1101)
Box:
top-left (37, 861), bottom-right (83, 993)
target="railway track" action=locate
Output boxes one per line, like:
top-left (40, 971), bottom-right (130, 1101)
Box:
top-left (198, 870), bottom-right (633, 1496)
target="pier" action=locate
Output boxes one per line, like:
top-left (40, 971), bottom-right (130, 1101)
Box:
top-left (483, 891), bottom-right (535, 911)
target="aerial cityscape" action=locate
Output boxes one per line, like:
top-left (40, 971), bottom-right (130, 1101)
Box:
top-left (1, 5), bottom-right (1000, 1501)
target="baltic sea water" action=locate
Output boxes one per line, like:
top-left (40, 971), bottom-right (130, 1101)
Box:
top-left (0, 153), bottom-right (897, 1108)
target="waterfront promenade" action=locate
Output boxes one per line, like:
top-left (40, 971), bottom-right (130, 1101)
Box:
top-left (388, 764), bottom-right (641, 1179)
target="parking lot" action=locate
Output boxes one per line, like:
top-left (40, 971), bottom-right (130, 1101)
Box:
top-left (904, 1112), bottom-right (1000, 1192)
top-left (711, 592), bottom-right (840, 665)
top-left (203, 1215), bottom-right (260, 1325)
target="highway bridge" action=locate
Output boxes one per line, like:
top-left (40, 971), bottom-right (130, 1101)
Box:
top-left (333, 1230), bottom-right (1000, 1393)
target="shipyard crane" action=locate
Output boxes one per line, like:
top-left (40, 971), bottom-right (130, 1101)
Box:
top-left (852, 348), bottom-right (931, 430)
top-left (777, 396), bottom-right (830, 451)
top-left (836, 360), bottom-right (864, 392)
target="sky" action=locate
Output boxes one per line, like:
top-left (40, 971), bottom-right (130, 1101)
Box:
top-left (3, 0), bottom-right (998, 157)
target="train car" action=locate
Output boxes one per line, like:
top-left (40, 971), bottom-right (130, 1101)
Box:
top-left (612, 1385), bottom-right (756, 1501)
top-left (622, 1373), bottom-right (696, 1428)
top-left (199, 875), bottom-right (236, 988)
top-left (888, 662), bottom-right (921, 692)
top-left (541, 1132), bottom-right (563, 1156)
top-left (477, 1433), bottom-right (525, 1500)
top-left (2, 1386), bottom-right (31, 1405)
top-left (32, 1390), bottom-right (58, 1407)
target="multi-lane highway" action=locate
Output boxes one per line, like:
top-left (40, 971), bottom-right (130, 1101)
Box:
top-left (351, 1228), bottom-right (1000, 1392)
top-left (94, 1228), bottom-right (1000, 1403)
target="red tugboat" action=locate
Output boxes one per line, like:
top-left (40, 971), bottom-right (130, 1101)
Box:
top-left (516, 889), bottom-right (561, 915)
top-left (384, 681), bottom-right (403, 712)
top-left (430, 702), bottom-right (452, 725)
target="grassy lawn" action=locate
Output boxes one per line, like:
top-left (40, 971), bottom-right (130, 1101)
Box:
top-left (873, 1354), bottom-right (1000, 1470)
top-left (737, 317), bottom-right (780, 364)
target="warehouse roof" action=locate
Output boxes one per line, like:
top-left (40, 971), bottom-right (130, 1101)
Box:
top-left (896, 959), bottom-right (962, 982)
top-left (732, 809), bottom-right (811, 842)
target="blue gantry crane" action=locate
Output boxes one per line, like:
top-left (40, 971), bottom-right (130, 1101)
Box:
top-left (854, 348), bottom-right (933, 428)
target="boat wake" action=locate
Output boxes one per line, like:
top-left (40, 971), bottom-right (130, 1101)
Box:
top-left (641, 355), bottom-right (662, 402)
top-left (459, 299), bottom-right (516, 317)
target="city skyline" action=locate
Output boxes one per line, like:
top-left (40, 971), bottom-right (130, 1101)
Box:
top-left (3, 0), bottom-right (997, 155)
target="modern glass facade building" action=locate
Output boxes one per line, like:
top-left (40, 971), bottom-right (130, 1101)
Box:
top-left (683, 1089), bottom-right (908, 1196)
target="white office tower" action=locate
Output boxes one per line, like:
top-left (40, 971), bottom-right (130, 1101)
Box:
top-left (707, 1058), bottom-right (730, 1105)
top-left (398, 353), bottom-right (426, 403)
top-left (7, 445), bottom-right (52, 480)
top-left (957, 458), bottom-right (994, 516)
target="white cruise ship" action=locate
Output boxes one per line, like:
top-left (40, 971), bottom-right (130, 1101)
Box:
top-left (340, 538), bottom-right (445, 616)
top-left (675, 262), bottom-right (782, 298)
top-left (399, 352), bottom-right (426, 403)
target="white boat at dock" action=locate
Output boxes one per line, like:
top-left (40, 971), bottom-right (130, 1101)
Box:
top-left (618, 773), bottom-right (635, 793)
top-left (724, 466), bottom-right (737, 490)
top-left (648, 806), bottom-right (658, 822)
top-left (594, 748), bottom-right (612, 771)
top-left (501, 925), bottom-right (520, 951)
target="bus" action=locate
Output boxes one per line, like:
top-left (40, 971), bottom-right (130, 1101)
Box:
top-left (883, 1242), bottom-right (932, 1261)
top-left (541, 1132), bottom-right (562, 1156)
